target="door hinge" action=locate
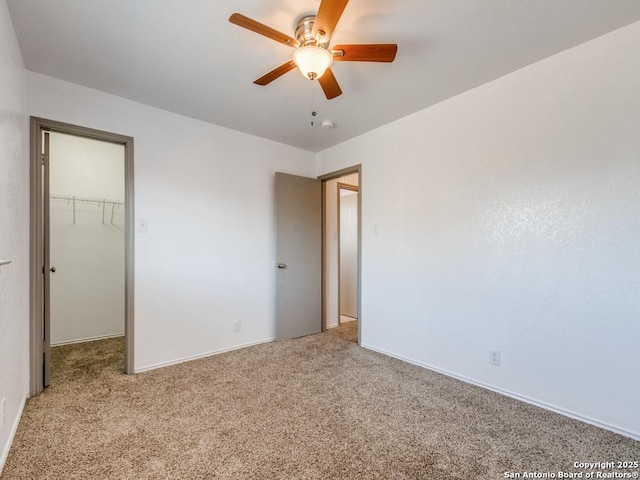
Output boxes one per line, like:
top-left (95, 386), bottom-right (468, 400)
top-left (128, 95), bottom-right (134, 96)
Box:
top-left (41, 153), bottom-right (48, 166)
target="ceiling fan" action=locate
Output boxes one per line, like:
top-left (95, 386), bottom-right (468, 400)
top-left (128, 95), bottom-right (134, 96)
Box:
top-left (229, 0), bottom-right (398, 100)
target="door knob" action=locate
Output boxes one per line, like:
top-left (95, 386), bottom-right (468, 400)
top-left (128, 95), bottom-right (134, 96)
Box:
top-left (277, 263), bottom-right (287, 269)
top-left (49, 266), bottom-right (56, 273)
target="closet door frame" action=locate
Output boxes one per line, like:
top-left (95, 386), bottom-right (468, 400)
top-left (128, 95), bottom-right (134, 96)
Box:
top-left (29, 117), bottom-right (135, 396)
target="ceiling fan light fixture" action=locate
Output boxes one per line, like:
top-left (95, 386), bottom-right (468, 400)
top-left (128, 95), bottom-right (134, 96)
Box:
top-left (293, 45), bottom-right (333, 80)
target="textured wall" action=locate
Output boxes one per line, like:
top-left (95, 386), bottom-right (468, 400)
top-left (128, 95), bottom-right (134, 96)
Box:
top-left (0, 0), bottom-right (29, 471)
top-left (317, 21), bottom-right (640, 438)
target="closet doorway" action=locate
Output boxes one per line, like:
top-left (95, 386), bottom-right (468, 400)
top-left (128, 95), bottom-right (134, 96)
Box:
top-left (30, 118), bottom-right (134, 396)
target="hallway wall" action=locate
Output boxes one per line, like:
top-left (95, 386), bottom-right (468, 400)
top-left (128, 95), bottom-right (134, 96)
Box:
top-left (324, 173), bottom-right (358, 329)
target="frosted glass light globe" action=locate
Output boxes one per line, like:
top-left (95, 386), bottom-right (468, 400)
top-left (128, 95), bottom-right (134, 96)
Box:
top-left (293, 46), bottom-right (333, 80)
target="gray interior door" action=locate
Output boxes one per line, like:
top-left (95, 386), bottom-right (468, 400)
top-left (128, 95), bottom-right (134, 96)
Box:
top-left (275, 172), bottom-right (322, 340)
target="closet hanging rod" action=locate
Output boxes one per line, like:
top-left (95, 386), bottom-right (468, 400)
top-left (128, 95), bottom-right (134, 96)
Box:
top-left (50, 194), bottom-right (124, 207)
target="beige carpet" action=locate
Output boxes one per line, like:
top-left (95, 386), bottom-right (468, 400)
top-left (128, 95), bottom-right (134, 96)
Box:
top-left (2, 324), bottom-right (639, 479)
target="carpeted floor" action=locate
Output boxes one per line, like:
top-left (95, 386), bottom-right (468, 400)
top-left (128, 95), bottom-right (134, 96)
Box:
top-left (2, 323), bottom-right (639, 479)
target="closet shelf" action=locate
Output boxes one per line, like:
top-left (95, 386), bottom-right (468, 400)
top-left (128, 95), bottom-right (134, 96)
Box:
top-left (50, 194), bottom-right (124, 225)
top-left (50, 194), bottom-right (124, 207)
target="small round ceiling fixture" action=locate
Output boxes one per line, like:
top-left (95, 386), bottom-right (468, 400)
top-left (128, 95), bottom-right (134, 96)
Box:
top-left (321, 120), bottom-right (335, 129)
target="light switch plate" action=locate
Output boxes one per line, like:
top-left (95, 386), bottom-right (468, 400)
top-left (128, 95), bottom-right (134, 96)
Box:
top-left (136, 218), bottom-right (148, 232)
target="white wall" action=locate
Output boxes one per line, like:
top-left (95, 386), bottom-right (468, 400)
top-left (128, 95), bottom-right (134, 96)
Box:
top-left (0, 0), bottom-right (29, 471)
top-left (317, 21), bottom-right (640, 439)
top-left (27, 71), bottom-right (316, 371)
top-left (49, 132), bottom-right (125, 345)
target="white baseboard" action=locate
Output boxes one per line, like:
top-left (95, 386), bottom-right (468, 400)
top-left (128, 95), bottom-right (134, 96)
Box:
top-left (134, 337), bottom-right (275, 373)
top-left (0, 393), bottom-right (27, 475)
top-left (52, 332), bottom-right (125, 347)
top-left (361, 343), bottom-right (640, 442)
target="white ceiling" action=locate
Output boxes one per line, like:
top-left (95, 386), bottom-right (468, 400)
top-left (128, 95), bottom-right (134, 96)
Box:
top-left (7, 1), bottom-right (640, 152)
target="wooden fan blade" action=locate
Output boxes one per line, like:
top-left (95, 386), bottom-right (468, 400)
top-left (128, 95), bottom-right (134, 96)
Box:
top-left (312, 0), bottom-right (349, 41)
top-left (332, 44), bottom-right (398, 62)
top-left (254, 61), bottom-right (297, 86)
top-left (229, 13), bottom-right (299, 47)
top-left (318, 68), bottom-right (342, 99)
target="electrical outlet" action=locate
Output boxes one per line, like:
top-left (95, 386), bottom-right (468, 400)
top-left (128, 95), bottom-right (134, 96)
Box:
top-left (489, 349), bottom-right (501, 366)
top-left (1, 397), bottom-right (6, 426)
top-left (234, 320), bottom-right (241, 332)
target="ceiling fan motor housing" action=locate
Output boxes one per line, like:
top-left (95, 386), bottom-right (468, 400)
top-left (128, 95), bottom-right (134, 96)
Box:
top-left (295, 15), bottom-right (329, 47)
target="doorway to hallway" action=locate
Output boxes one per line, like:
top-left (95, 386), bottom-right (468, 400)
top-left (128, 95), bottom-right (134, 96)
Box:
top-left (321, 166), bottom-right (361, 342)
